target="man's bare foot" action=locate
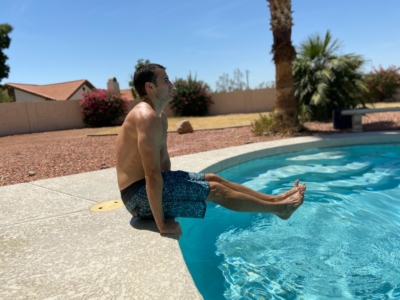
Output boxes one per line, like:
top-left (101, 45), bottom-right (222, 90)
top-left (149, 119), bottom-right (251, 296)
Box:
top-left (275, 184), bottom-right (306, 220)
top-left (268, 180), bottom-right (301, 202)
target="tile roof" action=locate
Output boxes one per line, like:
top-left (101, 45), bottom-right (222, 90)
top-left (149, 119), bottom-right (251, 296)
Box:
top-left (4, 80), bottom-right (96, 100)
top-left (119, 89), bottom-right (135, 100)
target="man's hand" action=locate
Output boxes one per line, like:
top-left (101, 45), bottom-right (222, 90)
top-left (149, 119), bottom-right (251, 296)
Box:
top-left (159, 220), bottom-right (182, 239)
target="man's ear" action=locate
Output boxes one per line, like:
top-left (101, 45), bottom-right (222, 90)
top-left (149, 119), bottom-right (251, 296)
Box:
top-left (145, 82), bottom-right (153, 90)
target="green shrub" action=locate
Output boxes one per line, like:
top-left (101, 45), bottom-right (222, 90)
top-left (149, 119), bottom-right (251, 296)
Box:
top-left (251, 113), bottom-right (303, 136)
top-left (168, 74), bottom-right (213, 116)
top-left (79, 89), bottom-right (129, 127)
top-left (364, 65), bottom-right (400, 102)
top-left (0, 87), bottom-right (13, 102)
top-left (293, 31), bottom-right (367, 121)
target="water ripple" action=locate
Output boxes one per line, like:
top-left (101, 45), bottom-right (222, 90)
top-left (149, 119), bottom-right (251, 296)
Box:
top-left (180, 143), bottom-right (400, 299)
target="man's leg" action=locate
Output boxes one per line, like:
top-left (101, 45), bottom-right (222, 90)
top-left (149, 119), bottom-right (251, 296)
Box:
top-left (205, 173), bottom-right (300, 203)
top-left (205, 178), bottom-right (305, 220)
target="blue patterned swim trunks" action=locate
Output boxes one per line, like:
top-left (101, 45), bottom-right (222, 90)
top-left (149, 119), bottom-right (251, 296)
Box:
top-left (120, 170), bottom-right (210, 219)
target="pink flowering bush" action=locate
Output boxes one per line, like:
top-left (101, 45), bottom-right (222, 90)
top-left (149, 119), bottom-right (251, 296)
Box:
top-left (168, 74), bottom-right (213, 116)
top-left (364, 65), bottom-right (400, 102)
top-left (79, 89), bottom-right (129, 127)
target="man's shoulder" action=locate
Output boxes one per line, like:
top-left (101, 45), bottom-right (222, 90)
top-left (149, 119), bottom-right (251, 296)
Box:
top-left (128, 105), bottom-right (162, 133)
top-left (127, 102), bottom-right (157, 122)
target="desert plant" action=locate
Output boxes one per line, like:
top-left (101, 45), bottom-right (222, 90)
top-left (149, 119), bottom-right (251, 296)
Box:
top-left (364, 65), bottom-right (400, 102)
top-left (169, 74), bottom-right (213, 116)
top-left (251, 112), bottom-right (303, 136)
top-left (293, 30), bottom-right (368, 121)
top-left (79, 89), bottom-right (129, 127)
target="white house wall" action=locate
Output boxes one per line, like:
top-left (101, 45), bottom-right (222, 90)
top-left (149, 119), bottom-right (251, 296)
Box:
top-left (15, 89), bottom-right (46, 102)
top-left (69, 84), bottom-right (92, 100)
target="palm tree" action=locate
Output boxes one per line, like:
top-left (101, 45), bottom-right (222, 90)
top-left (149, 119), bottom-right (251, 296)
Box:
top-left (293, 30), bottom-right (367, 120)
top-left (267, 0), bottom-right (297, 121)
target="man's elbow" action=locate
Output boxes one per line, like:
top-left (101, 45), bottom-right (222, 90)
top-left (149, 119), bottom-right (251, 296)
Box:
top-left (161, 158), bottom-right (171, 171)
top-left (144, 171), bottom-right (163, 182)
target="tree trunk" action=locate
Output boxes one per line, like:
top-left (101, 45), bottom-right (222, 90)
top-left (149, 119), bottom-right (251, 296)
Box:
top-left (267, 0), bottom-right (297, 121)
top-left (274, 60), bottom-right (296, 118)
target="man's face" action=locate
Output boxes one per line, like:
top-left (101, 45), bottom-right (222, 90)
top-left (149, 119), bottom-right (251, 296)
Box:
top-left (153, 68), bottom-right (174, 101)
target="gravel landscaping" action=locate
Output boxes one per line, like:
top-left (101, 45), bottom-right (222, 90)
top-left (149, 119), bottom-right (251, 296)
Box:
top-left (1, 111), bottom-right (400, 187)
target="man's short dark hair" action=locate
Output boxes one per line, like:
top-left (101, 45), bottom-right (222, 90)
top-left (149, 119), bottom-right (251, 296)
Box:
top-left (133, 63), bottom-right (166, 97)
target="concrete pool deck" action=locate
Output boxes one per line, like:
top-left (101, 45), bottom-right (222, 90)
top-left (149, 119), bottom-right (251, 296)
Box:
top-left (1, 130), bottom-right (400, 299)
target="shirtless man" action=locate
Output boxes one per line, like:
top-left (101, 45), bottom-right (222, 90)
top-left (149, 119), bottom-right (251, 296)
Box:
top-left (116, 63), bottom-right (306, 238)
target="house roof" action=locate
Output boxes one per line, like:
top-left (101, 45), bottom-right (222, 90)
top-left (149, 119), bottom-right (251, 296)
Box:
top-left (4, 80), bottom-right (96, 101)
top-left (119, 89), bottom-right (135, 101)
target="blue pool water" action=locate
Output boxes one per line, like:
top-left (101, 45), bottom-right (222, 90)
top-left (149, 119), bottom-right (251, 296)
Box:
top-left (178, 143), bottom-right (400, 299)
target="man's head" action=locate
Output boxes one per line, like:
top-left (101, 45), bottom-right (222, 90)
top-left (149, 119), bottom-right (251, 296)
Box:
top-left (133, 63), bottom-right (166, 97)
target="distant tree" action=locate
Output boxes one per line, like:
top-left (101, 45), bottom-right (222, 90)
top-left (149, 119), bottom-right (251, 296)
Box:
top-left (215, 68), bottom-right (246, 92)
top-left (215, 73), bottom-right (230, 93)
top-left (293, 30), bottom-right (367, 121)
top-left (129, 59), bottom-right (151, 98)
top-left (0, 87), bottom-right (13, 102)
top-left (255, 81), bottom-right (276, 89)
top-left (0, 23), bottom-right (13, 83)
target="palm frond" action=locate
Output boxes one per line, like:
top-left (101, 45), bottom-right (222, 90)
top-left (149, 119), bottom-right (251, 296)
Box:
top-left (293, 30), bottom-right (367, 120)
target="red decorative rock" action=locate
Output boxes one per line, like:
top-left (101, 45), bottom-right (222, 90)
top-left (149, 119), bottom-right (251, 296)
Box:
top-left (176, 120), bottom-right (194, 134)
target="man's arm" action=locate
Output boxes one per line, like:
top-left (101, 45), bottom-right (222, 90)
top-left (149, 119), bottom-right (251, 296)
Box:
top-left (160, 112), bottom-right (171, 171)
top-left (160, 146), bottom-right (171, 171)
top-left (137, 113), bottom-right (180, 237)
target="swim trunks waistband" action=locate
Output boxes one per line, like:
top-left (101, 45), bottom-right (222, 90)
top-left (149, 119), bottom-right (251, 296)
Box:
top-left (120, 179), bottom-right (146, 205)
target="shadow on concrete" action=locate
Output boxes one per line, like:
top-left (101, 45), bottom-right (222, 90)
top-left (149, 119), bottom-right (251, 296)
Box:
top-left (130, 217), bottom-right (179, 240)
top-left (363, 121), bottom-right (399, 131)
top-left (303, 120), bottom-right (400, 136)
top-left (130, 217), bottom-right (158, 232)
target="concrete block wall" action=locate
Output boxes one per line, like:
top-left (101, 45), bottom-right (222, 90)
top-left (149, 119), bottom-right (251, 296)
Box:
top-left (0, 101), bottom-right (85, 137)
top-left (162, 88), bottom-right (275, 117)
top-left (208, 88), bottom-right (275, 116)
top-left (0, 89), bottom-right (275, 137)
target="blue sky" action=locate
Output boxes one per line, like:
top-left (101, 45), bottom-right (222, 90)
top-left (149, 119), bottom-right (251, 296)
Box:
top-left (1, 0), bottom-right (400, 91)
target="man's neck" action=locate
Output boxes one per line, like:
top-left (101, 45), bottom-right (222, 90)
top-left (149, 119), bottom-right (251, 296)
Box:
top-left (142, 97), bottom-right (165, 115)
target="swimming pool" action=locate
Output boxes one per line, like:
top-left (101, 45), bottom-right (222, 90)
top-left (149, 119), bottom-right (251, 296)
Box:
top-left (178, 143), bottom-right (400, 299)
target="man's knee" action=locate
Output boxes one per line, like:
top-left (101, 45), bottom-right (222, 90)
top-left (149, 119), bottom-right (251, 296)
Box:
top-left (205, 173), bottom-right (222, 182)
top-left (207, 181), bottom-right (228, 200)
top-left (206, 181), bottom-right (232, 201)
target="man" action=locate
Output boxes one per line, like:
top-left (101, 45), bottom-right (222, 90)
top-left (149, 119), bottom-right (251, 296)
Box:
top-left (116, 63), bottom-right (306, 238)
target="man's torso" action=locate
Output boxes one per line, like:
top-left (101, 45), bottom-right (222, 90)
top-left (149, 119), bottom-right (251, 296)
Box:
top-left (116, 102), bottom-right (168, 190)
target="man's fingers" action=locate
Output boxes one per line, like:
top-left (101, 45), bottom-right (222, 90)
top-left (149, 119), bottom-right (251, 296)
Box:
top-left (160, 221), bottom-right (182, 239)
top-left (161, 231), bottom-right (181, 239)
top-left (174, 225), bottom-right (182, 238)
